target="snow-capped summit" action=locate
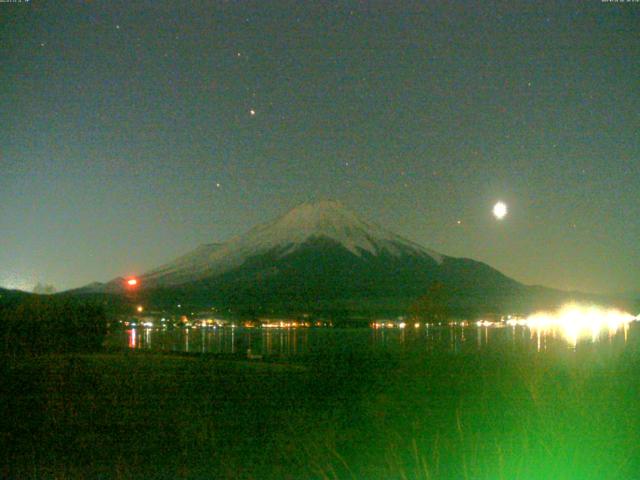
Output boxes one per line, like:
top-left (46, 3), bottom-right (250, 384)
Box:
top-left (72, 200), bottom-right (541, 314)
top-left (142, 200), bottom-right (443, 287)
top-left (229, 199), bottom-right (442, 259)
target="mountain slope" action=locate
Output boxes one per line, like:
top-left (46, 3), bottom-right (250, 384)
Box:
top-left (138, 236), bottom-right (523, 315)
top-left (73, 200), bottom-right (618, 316)
top-left (141, 200), bottom-right (443, 288)
top-left (0, 287), bottom-right (34, 308)
top-left (121, 200), bottom-right (526, 314)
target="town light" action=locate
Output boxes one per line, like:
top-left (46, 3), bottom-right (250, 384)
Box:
top-left (523, 303), bottom-right (636, 346)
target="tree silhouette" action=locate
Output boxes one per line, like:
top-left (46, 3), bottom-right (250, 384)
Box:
top-left (0, 297), bottom-right (106, 357)
top-left (409, 281), bottom-right (455, 322)
top-left (32, 283), bottom-right (57, 295)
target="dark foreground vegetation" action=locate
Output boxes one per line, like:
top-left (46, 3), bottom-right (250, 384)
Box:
top-left (1, 295), bottom-right (639, 478)
top-left (2, 342), bottom-right (640, 479)
top-left (0, 296), bottom-right (106, 356)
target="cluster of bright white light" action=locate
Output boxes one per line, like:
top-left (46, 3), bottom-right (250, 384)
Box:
top-left (506, 303), bottom-right (638, 345)
top-left (493, 201), bottom-right (508, 220)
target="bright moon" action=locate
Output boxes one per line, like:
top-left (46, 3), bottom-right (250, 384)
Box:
top-left (493, 201), bottom-right (508, 220)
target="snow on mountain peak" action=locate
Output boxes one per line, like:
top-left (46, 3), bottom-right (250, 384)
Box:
top-left (249, 200), bottom-right (434, 258)
top-left (143, 200), bottom-right (443, 286)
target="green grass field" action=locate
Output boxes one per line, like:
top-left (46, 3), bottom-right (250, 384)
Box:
top-left (2, 346), bottom-right (639, 479)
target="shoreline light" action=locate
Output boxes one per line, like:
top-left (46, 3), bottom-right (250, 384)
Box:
top-left (508, 303), bottom-right (637, 346)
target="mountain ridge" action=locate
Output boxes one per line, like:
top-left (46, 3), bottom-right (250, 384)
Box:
top-left (140, 199), bottom-right (444, 288)
top-left (68, 201), bottom-right (633, 316)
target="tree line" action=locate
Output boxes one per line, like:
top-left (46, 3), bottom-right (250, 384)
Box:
top-left (0, 296), bottom-right (107, 357)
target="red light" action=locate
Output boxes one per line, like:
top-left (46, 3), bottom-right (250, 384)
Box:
top-left (127, 278), bottom-right (138, 286)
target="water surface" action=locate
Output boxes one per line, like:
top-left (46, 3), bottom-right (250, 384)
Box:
top-left (109, 322), bottom-right (640, 359)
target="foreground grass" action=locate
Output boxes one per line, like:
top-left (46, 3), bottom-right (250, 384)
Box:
top-left (2, 346), bottom-right (639, 479)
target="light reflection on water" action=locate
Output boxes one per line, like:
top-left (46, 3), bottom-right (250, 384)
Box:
top-left (113, 321), bottom-right (639, 357)
top-left (514, 304), bottom-right (636, 347)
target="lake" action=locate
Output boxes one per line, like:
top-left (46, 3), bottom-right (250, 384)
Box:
top-left (109, 320), bottom-right (639, 359)
top-left (6, 317), bottom-right (640, 479)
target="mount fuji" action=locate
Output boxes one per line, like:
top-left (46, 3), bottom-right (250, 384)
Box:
top-left (74, 200), bottom-right (599, 316)
top-left (143, 200), bottom-right (445, 288)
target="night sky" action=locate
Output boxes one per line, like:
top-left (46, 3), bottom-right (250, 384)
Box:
top-left (2, 1), bottom-right (638, 294)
